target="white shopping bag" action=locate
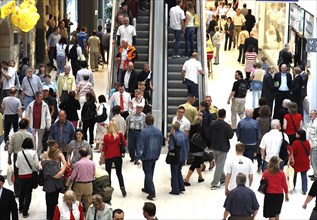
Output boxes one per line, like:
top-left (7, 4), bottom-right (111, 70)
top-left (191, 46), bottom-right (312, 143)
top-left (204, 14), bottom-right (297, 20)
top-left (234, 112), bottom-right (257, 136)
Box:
top-left (7, 165), bottom-right (15, 185)
top-left (284, 165), bottom-right (294, 191)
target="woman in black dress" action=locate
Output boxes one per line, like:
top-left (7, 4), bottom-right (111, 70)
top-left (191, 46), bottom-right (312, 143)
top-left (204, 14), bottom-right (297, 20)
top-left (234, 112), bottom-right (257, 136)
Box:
top-left (81, 92), bottom-right (96, 145)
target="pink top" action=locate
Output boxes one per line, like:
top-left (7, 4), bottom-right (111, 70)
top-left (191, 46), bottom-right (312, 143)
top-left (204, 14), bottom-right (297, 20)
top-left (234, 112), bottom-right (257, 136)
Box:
top-left (71, 157), bottom-right (95, 182)
top-left (244, 51), bottom-right (257, 72)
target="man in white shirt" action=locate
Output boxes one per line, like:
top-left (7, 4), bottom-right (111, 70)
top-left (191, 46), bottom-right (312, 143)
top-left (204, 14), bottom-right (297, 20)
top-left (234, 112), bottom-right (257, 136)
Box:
top-left (170, 106), bottom-right (190, 136)
top-left (232, 8), bottom-right (246, 48)
top-left (121, 61), bottom-right (138, 96)
top-left (181, 52), bottom-right (205, 98)
top-left (307, 110), bottom-right (317, 181)
top-left (224, 143), bottom-right (254, 196)
top-left (116, 17), bottom-right (136, 46)
top-left (1, 61), bottom-right (16, 98)
top-left (260, 119), bottom-right (289, 170)
top-left (169, 0), bottom-right (185, 58)
top-left (108, 83), bottom-right (131, 119)
top-left (76, 61), bottom-right (94, 86)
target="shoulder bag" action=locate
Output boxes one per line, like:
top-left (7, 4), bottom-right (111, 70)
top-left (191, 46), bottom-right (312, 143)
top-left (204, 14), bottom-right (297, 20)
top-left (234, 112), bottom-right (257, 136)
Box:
top-left (289, 114), bottom-right (298, 133)
top-left (27, 77), bottom-right (36, 97)
top-left (166, 135), bottom-right (180, 165)
top-left (279, 132), bottom-right (289, 162)
top-left (258, 173), bottom-right (267, 194)
top-left (299, 141), bottom-right (310, 157)
top-left (22, 150), bottom-right (39, 189)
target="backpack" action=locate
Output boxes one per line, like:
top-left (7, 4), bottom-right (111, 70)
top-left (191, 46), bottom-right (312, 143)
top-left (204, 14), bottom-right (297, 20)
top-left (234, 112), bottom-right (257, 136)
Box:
top-left (68, 44), bottom-right (78, 61)
top-left (95, 103), bottom-right (108, 123)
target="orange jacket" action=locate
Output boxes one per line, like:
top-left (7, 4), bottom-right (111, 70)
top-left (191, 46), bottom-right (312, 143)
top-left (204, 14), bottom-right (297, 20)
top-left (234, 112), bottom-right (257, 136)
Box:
top-left (116, 45), bottom-right (137, 71)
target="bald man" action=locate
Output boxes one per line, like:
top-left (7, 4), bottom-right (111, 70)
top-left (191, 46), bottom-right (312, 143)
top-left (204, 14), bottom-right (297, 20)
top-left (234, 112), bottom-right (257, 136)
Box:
top-left (236, 108), bottom-right (260, 161)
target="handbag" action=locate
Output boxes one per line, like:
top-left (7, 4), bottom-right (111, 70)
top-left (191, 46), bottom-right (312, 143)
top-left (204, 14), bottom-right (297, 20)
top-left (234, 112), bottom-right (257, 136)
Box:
top-left (22, 150), bottom-right (39, 189)
top-left (190, 132), bottom-right (207, 150)
top-left (119, 133), bottom-right (126, 157)
top-left (165, 135), bottom-right (180, 165)
top-left (283, 165), bottom-right (294, 191)
top-left (258, 178), bottom-right (267, 194)
top-left (279, 132), bottom-right (289, 161)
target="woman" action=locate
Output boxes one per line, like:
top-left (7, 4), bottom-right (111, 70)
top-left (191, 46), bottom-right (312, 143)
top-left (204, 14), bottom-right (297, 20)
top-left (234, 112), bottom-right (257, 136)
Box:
top-left (207, 15), bottom-right (218, 38)
top-left (183, 2), bottom-right (195, 57)
top-left (37, 64), bottom-right (47, 83)
top-left (302, 180), bottom-right (317, 220)
top-left (67, 129), bottom-right (92, 168)
top-left (56, 37), bottom-right (67, 77)
top-left (59, 91), bottom-right (80, 128)
top-left (224, 17), bottom-right (234, 51)
top-left (237, 25), bottom-right (249, 64)
top-left (256, 105), bottom-right (271, 173)
top-left (94, 95), bottom-right (109, 151)
top-left (283, 102), bottom-right (303, 144)
top-left (42, 144), bottom-right (67, 220)
top-left (86, 194), bottom-right (112, 220)
top-left (184, 116), bottom-right (205, 186)
top-left (168, 121), bottom-right (189, 195)
top-left (261, 156), bottom-right (289, 219)
top-left (99, 121), bottom-right (127, 197)
top-left (53, 190), bottom-right (84, 220)
top-left (129, 89), bottom-right (145, 114)
top-left (244, 45), bottom-right (257, 89)
top-left (292, 129), bottom-right (310, 195)
top-left (76, 74), bottom-right (95, 108)
top-left (199, 101), bottom-right (212, 136)
top-left (15, 137), bottom-right (40, 218)
top-left (206, 34), bottom-right (214, 76)
top-left (81, 92), bottom-right (97, 145)
top-left (212, 26), bottom-right (221, 65)
top-left (251, 62), bottom-right (265, 109)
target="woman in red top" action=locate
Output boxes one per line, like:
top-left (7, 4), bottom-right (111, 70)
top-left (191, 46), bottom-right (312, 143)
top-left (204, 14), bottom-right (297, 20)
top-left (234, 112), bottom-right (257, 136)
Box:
top-left (54, 190), bottom-right (84, 220)
top-left (283, 102), bottom-right (303, 144)
top-left (99, 121), bottom-right (127, 197)
top-left (292, 129), bottom-right (311, 195)
top-left (261, 156), bottom-right (289, 219)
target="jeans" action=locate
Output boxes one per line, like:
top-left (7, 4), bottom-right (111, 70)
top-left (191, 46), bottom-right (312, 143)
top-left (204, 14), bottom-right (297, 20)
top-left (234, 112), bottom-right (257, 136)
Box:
top-left (19, 177), bottom-right (33, 215)
top-left (262, 160), bottom-right (284, 171)
top-left (173, 29), bottom-right (182, 56)
top-left (252, 89), bottom-right (262, 109)
top-left (214, 43), bottom-right (220, 64)
top-left (46, 191), bottom-right (59, 220)
top-left (237, 44), bottom-right (245, 63)
top-left (105, 156), bottom-right (125, 188)
top-left (294, 171), bottom-right (308, 193)
top-left (56, 55), bottom-right (66, 76)
top-left (243, 145), bottom-right (257, 162)
top-left (142, 159), bottom-right (156, 197)
top-left (24, 95), bottom-right (35, 110)
top-left (311, 147), bottom-right (317, 177)
top-left (211, 150), bottom-right (227, 186)
top-left (4, 114), bottom-right (19, 142)
top-left (127, 130), bottom-right (141, 161)
top-left (224, 34), bottom-right (232, 51)
top-left (170, 161), bottom-right (185, 194)
top-left (185, 79), bottom-right (198, 98)
top-left (185, 27), bottom-right (195, 57)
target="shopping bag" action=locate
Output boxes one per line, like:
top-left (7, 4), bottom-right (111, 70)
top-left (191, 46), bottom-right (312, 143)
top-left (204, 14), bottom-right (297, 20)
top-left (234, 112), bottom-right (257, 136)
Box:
top-left (283, 165), bottom-right (294, 191)
top-left (7, 165), bottom-right (14, 185)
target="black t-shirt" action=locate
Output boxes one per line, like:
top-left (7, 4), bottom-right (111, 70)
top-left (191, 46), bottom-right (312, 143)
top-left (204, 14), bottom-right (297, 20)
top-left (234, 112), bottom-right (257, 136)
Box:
top-left (232, 79), bottom-right (247, 98)
top-left (308, 180), bottom-right (317, 211)
top-left (43, 97), bottom-right (54, 112)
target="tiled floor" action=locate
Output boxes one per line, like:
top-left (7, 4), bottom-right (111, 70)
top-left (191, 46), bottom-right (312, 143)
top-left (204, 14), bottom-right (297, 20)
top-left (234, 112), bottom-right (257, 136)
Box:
top-left (0, 45), bottom-right (314, 219)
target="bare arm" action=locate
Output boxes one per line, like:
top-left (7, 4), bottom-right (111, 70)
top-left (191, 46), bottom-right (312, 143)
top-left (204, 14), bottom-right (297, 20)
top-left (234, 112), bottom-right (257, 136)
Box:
top-left (249, 174), bottom-right (253, 187)
top-left (225, 173), bottom-right (231, 196)
top-left (223, 210), bottom-right (230, 220)
top-left (227, 91), bottom-right (235, 104)
top-left (283, 119), bottom-right (287, 131)
top-left (303, 195), bottom-right (314, 209)
top-left (53, 165), bottom-right (66, 179)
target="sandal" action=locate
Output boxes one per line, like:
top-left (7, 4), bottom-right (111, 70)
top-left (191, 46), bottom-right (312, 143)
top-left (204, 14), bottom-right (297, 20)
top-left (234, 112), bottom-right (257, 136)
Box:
top-left (198, 177), bottom-right (204, 183)
top-left (184, 179), bottom-right (191, 186)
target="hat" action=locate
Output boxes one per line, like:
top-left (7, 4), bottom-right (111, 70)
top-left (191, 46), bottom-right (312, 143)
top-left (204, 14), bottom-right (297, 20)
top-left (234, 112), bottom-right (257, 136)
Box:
top-left (42, 85), bottom-right (49, 91)
top-left (136, 103), bottom-right (144, 108)
top-left (0, 175), bottom-right (5, 182)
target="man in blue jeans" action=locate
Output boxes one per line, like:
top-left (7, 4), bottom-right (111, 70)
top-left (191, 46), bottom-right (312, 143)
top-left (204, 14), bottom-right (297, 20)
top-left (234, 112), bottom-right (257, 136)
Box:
top-left (169, 0), bottom-right (185, 58)
top-left (135, 114), bottom-right (163, 200)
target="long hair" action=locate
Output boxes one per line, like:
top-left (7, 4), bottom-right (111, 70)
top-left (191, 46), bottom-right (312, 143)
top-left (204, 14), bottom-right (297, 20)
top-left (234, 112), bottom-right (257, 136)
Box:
top-left (107, 120), bottom-right (119, 139)
top-left (268, 156), bottom-right (280, 175)
top-left (186, 2), bottom-right (195, 15)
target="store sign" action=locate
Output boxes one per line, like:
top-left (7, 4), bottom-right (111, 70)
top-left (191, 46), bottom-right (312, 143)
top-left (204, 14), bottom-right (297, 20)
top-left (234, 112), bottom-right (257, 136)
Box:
top-left (307, 38), bottom-right (317, 53)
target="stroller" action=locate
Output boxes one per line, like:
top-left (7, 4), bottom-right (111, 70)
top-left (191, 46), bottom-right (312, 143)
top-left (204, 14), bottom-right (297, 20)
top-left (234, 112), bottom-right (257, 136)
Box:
top-left (93, 169), bottom-right (114, 204)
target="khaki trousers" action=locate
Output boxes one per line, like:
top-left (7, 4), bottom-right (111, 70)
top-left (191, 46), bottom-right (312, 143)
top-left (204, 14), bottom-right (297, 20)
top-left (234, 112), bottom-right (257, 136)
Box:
top-left (73, 182), bottom-right (93, 211)
top-left (231, 97), bottom-right (246, 129)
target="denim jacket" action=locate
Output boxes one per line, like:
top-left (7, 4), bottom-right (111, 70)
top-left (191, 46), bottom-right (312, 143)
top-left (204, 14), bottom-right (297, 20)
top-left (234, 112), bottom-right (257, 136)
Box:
top-left (168, 131), bottom-right (189, 162)
top-left (49, 120), bottom-right (76, 152)
top-left (237, 117), bottom-right (260, 145)
top-left (136, 125), bottom-right (163, 161)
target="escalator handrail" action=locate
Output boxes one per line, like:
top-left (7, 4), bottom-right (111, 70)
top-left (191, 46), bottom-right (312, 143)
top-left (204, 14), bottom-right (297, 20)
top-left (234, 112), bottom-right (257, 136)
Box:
top-left (148, 0), bottom-right (154, 67)
top-left (163, 3), bottom-right (168, 138)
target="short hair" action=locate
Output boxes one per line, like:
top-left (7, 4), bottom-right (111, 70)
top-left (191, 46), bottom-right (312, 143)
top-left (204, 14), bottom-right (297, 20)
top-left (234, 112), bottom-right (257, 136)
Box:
top-left (172, 121), bottom-right (181, 131)
top-left (44, 74), bottom-right (51, 79)
top-left (92, 30), bottom-right (97, 35)
top-left (261, 56), bottom-right (268, 62)
top-left (83, 74), bottom-right (89, 81)
top-left (79, 147), bottom-right (89, 157)
top-left (259, 105), bottom-right (271, 118)
top-left (218, 109), bottom-right (226, 118)
top-left (81, 27), bottom-right (87, 31)
top-left (63, 190), bottom-right (77, 203)
top-left (80, 60), bottom-right (88, 68)
top-left (296, 129), bottom-right (307, 141)
top-left (236, 70), bottom-right (243, 79)
top-left (176, 0), bottom-right (182, 5)
top-left (200, 101), bottom-right (209, 109)
top-left (282, 99), bottom-right (291, 108)
top-left (145, 114), bottom-right (154, 125)
top-left (178, 106), bottom-right (185, 111)
top-left (19, 118), bottom-right (29, 129)
top-left (118, 83), bottom-right (125, 87)
top-left (271, 119), bottom-right (280, 129)
top-left (98, 25), bottom-right (102, 31)
top-left (236, 143), bottom-right (245, 153)
top-left (112, 209), bottom-right (124, 218)
top-left (214, 26), bottom-right (219, 31)
top-left (98, 95), bottom-right (106, 103)
top-left (294, 67), bottom-right (301, 75)
top-left (112, 105), bottom-right (121, 114)
top-left (236, 172), bottom-right (247, 185)
top-left (9, 87), bottom-right (16, 95)
top-left (35, 91), bottom-right (43, 97)
top-left (22, 137), bottom-right (34, 149)
top-left (92, 194), bottom-right (104, 204)
top-left (143, 202), bottom-right (156, 216)
top-left (68, 90), bottom-right (76, 98)
top-left (258, 97), bottom-right (268, 106)
top-left (288, 102), bottom-right (298, 114)
top-left (1, 61), bottom-right (9, 66)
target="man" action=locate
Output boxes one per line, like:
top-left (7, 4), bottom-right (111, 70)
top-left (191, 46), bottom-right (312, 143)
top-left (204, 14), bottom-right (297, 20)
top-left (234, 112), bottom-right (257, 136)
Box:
top-left (0, 175), bottom-right (18, 220)
top-left (278, 44), bottom-right (292, 68)
top-left (273, 64), bottom-right (292, 118)
top-left (209, 109), bottom-right (234, 190)
top-left (86, 194), bottom-right (113, 219)
top-left (299, 65), bottom-right (309, 123)
top-left (137, 63), bottom-right (153, 103)
top-left (143, 202), bottom-right (158, 220)
top-left (109, 83), bottom-right (131, 119)
top-left (42, 85), bottom-right (55, 119)
top-left (261, 65), bottom-right (275, 112)
top-left (290, 66), bottom-right (303, 114)
top-left (260, 119), bottom-right (289, 170)
top-left (116, 38), bottom-right (137, 83)
top-left (113, 209), bottom-right (125, 220)
top-left (59, 21), bottom-right (68, 41)
top-left (227, 70), bottom-right (247, 130)
top-left (232, 8), bottom-right (246, 48)
top-left (56, 64), bottom-right (76, 103)
top-left (77, 27), bottom-right (88, 60)
top-left (224, 143), bottom-right (254, 196)
top-left (102, 27), bottom-right (111, 64)
top-left (135, 114), bottom-right (163, 200)
top-left (112, 105), bottom-right (126, 133)
top-left (96, 25), bottom-right (106, 65)
top-left (8, 119), bottom-right (34, 197)
top-left (126, 103), bottom-right (146, 162)
top-left (121, 61), bottom-right (138, 96)
top-left (116, 2), bottom-right (133, 26)
top-left (116, 17), bottom-right (136, 46)
top-left (179, 95), bottom-right (198, 124)
top-left (126, 0), bottom-right (139, 28)
top-left (47, 27), bottom-right (61, 66)
top-left (21, 67), bottom-right (43, 109)
top-left (181, 52), bottom-right (205, 98)
top-left (244, 9), bottom-right (256, 34)
top-left (223, 173), bottom-right (259, 220)
top-left (240, 3), bottom-right (248, 16)
top-left (169, 0), bottom-right (185, 58)
top-left (87, 30), bottom-right (100, 72)
top-left (244, 31), bottom-right (258, 54)
top-left (25, 91), bottom-right (51, 156)
top-left (205, 95), bottom-right (218, 119)
top-left (236, 108), bottom-right (260, 161)
top-left (0, 61), bottom-right (16, 100)
top-left (50, 110), bottom-right (76, 158)
top-left (307, 110), bottom-right (317, 181)
top-left (70, 147), bottom-right (95, 211)
top-left (42, 74), bottom-right (59, 100)
top-left (76, 61), bottom-right (95, 86)
top-left (170, 106), bottom-right (191, 136)
top-left (1, 87), bottom-right (22, 146)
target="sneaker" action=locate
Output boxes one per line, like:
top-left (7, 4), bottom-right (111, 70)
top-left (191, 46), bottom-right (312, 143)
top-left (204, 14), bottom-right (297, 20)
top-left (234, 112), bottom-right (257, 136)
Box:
top-left (141, 188), bottom-right (149, 193)
top-left (309, 174), bottom-right (315, 178)
top-left (121, 187), bottom-right (127, 197)
top-left (146, 195), bottom-right (155, 200)
top-left (220, 181), bottom-right (225, 186)
top-left (211, 185), bottom-right (220, 190)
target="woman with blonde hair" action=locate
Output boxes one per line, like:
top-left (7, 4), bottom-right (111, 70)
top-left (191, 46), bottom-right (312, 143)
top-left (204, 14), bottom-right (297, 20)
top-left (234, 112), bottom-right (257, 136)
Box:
top-left (261, 156), bottom-right (289, 219)
top-left (99, 120), bottom-right (127, 197)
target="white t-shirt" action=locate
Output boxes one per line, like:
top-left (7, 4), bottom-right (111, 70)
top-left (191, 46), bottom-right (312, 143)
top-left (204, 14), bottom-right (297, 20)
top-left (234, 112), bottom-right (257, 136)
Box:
top-left (169, 5), bottom-right (185, 30)
top-left (224, 155), bottom-right (254, 190)
top-left (260, 129), bottom-right (289, 162)
top-left (116, 25), bottom-right (136, 45)
top-left (2, 67), bottom-right (16, 90)
top-left (172, 116), bottom-right (191, 133)
top-left (124, 70), bottom-right (132, 89)
top-left (182, 58), bottom-right (202, 84)
top-left (186, 11), bottom-right (195, 27)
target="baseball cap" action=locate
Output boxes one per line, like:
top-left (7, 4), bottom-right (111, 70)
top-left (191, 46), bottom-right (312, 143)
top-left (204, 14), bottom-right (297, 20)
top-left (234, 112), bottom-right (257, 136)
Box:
top-left (136, 103), bottom-right (144, 108)
top-left (42, 85), bottom-right (49, 91)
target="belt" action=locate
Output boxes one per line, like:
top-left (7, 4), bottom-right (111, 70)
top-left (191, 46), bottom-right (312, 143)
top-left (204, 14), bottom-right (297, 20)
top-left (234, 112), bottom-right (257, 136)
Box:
top-left (278, 90), bottom-right (290, 93)
top-left (129, 128), bottom-right (141, 131)
top-left (75, 181), bottom-right (92, 183)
